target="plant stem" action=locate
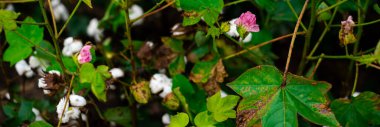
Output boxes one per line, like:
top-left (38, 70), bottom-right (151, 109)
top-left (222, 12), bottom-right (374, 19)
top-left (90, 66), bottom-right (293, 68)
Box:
top-left (331, 18), bottom-right (380, 27)
top-left (129, 0), bottom-right (175, 24)
top-left (223, 33), bottom-right (258, 58)
top-left (351, 63), bottom-right (359, 96)
top-left (317, 0), bottom-right (348, 15)
top-left (307, 5), bottom-right (339, 58)
top-left (47, 0), bottom-right (58, 37)
top-left (297, 0), bottom-right (316, 75)
top-left (57, 75), bottom-right (75, 127)
top-left (368, 63), bottom-right (380, 70)
top-left (15, 21), bottom-right (46, 25)
top-left (307, 54), bottom-right (359, 60)
top-left (0, 0), bottom-right (37, 3)
top-left (308, 54), bottom-right (324, 79)
top-left (283, 0), bottom-right (309, 82)
top-left (89, 97), bottom-right (105, 120)
top-left (286, 0), bottom-right (307, 31)
top-left (57, 0), bottom-right (82, 38)
top-left (223, 32), bottom-right (306, 60)
top-left (345, 45), bottom-right (349, 55)
top-left (224, 0), bottom-right (249, 7)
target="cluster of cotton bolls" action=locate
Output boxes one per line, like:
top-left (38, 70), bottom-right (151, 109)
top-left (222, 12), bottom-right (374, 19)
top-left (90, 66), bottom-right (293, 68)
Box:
top-left (15, 55), bottom-right (49, 78)
top-left (56, 94), bottom-right (87, 123)
top-left (62, 37), bottom-right (84, 56)
top-left (86, 5), bottom-right (143, 42)
top-left (149, 73), bottom-right (173, 98)
top-left (51, 0), bottom-right (69, 21)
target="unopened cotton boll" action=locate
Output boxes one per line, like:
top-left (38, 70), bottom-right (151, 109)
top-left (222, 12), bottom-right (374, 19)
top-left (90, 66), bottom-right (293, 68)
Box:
top-left (226, 19), bottom-right (239, 37)
top-left (29, 56), bottom-right (41, 69)
top-left (15, 60), bottom-right (32, 76)
top-left (109, 68), bottom-right (124, 79)
top-left (69, 94), bottom-right (87, 107)
top-left (129, 5), bottom-right (144, 26)
top-left (162, 113), bottom-right (170, 125)
top-left (87, 18), bottom-right (103, 42)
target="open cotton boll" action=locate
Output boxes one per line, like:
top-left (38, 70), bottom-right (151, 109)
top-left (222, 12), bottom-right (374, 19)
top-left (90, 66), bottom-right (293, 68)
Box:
top-left (129, 5), bottom-right (144, 26)
top-left (6, 4), bottom-right (14, 11)
top-left (162, 113), bottom-right (170, 125)
top-left (64, 37), bottom-right (74, 46)
top-left (159, 86), bottom-right (172, 98)
top-left (32, 108), bottom-right (44, 121)
top-left (43, 90), bottom-right (51, 95)
top-left (109, 68), bottom-right (124, 79)
top-left (56, 97), bottom-right (69, 115)
top-left (352, 92), bottom-right (360, 97)
top-left (38, 78), bottom-right (47, 88)
top-left (67, 107), bottom-right (81, 119)
top-left (69, 94), bottom-right (87, 107)
top-left (149, 73), bottom-right (172, 94)
top-left (25, 70), bottom-right (35, 78)
top-left (54, 4), bottom-right (69, 21)
top-left (49, 70), bottom-right (61, 76)
top-left (87, 18), bottom-right (103, 42)
top-left (15, 60), bottom-right (32, 76)
top-left (29, 56), bottom-right (41, 69)
top-left (81, 113), bottom-right (87, 121)
top-left (69, 40), bottom-right (83, 53)
top-left (221, 90), bottom-right (228, 98)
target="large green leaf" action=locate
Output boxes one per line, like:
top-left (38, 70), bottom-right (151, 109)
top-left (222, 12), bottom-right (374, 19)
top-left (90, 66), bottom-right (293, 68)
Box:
top-left (79, 63), bottom-right (110, 102)
top-left (3, 45), bottom-right (33, 66)
top-left (168, 113), bottom-right (189, 127)
top-left (29, 121), bottom-right (53, 127)
top-left (80, 63), bottom-right (96, 83)
top-left (190, 59), bottom-right (218, 84)
top-left (228, 65), bottom-right (339, 127)
top-left (207, 91), bottom-right (239, 122)
top-left (331, 91), bottom-right (380, 126)
top-left (0, 10), bottom-right (20, 33)
top-left (172, 74), bottom-right (195, 96)
top-left (104, 107), bottom-right (132, 127)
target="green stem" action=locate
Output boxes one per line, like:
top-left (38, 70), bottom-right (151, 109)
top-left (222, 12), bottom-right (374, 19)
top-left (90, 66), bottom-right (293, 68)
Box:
top-left (223, 33), bottom-right (259, 58)
top-left (57, 0), bottom-right (82, 38)
top-left (307, 5), bottom-right (339, 58)
top-left (15, 21), bottom-right (46, 25)
top-left (316, 0), bottom-right (348, 15)
top-left (89, 97), bottom-right (105, 120)
top-left (351, 63), bottom-right (359, 96)
top-left (57, 75), bottom-right (74, 127)
top-left (345, 45), bottom-right (349, 55)
top-left (308, 54), bottom-right (324, 79)
top-left (123, 1), bottom-right (137, 84)
top-left (307, 54), bottom-right (360, 60)
top-left (0, 0), bottom-right (37, 3)
top-left (286, 0), bottom-right (307, 31)
top-left (297, 0), bottom-right (316, 75)
top-left (47, 0), bottom-right (58, 37)
top-left (331, 18), bottom-right (380, 27)
top-left (224, 0), bottom-right (249, 7)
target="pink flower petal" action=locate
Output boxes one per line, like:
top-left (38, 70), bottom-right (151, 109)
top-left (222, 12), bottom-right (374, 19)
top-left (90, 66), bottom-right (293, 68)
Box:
top-left (78, 45), bottom-right (92, 64)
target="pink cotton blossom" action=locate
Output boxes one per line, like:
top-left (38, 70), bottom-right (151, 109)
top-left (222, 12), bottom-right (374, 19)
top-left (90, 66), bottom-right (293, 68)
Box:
top-left (77, 45), bottom-right (92, 64)
top-left (341, 15), bottom-right (355, 34)
top-left (235, 11), bottom-right (260, 32)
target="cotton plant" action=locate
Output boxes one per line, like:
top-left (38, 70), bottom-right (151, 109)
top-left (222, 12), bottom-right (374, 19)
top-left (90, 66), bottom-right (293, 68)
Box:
top-left (62, 37), bottom-right (83, 56)
top-left (225, 11), bottom-right (260, 43)
top-left (149, 73), bottom-right (173, 98)
top-left (56, 94), bottom-right (87, 123)
top-left (51, 0), bottom-right (69, 21)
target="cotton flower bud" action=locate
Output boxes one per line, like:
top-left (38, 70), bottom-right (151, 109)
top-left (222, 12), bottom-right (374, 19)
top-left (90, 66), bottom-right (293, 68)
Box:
top-left (220, 22), bottom-right (230, 33)
top-left (77, 45), bottom-right (92, 64)
top-left (339, 15), bottom-right (356, 45)
top-left (130, 81), bottom-right (151, 104)
top-left (109, 68), bottom-right (124, 79)
top-left (162, 93), bottom-right (179, 110)
top-left (69, 94), bottom-right (87, 107)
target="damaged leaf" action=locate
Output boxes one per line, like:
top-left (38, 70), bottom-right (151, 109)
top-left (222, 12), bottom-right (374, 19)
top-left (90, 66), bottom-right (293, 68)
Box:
top-left (228, 65), bottom-right (340, 127)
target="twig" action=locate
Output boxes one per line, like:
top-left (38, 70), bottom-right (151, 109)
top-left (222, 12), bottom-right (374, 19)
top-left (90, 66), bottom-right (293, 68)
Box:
top-left (0, 0), bottom-right (37, 3)
top-left (307, 54), bottom-right (359, 60)
top-left (223, 32), bottom-right (306, 60)
top-left (308, 54), bottom-right (324, 79)
top-left (351, 63), bottom-right (359, 96)
top-left (57, 75), bottom-right (75, 127)
top-left (15, 21), bottom-right (46, 25)
top-left (331, 18), bottom-right (380, 27)
top-left (317, 0), bottom-right (348, 15)
top-left (283, 0), bottom-right (309, 83)
top-left (47, 0), bottom-right (58, 37)
top-left (286, 0), bottom-right (307, 31)
top-left (368, 63), bottom-right (380, 70)
top-left (57, 0), bottom-right (82, 38)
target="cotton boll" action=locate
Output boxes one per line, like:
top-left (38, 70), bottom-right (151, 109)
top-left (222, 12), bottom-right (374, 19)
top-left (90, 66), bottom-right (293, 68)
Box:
top-left (54, 4), bottom-right (69, 21)
top-left (49, 70), bottom-right (61, 76)
top-left (29, 56), bottom-right (41, 69)
top-left (15, 60), bottom-right (32, 76)
top-left (69, 40), bottom-right (83, 53)
top-left (25, 70), bottom-right (35, 78)
top-left (64, 37), bottom-right (74, 46)
top-left (6, 4), bottom-right (14, 11)
top-left (109, 68), bottom-right (124, 79)
top-left (162, 113), bottom-right (170, 125)
top-left (5, 92), bottom-right (10, 100)
top-left (159, 87), bottom-right (172, 98)
top-left (226, 19), bottom-right (239, 37)
top-left (129, 5), bottom-right (144, 26)
top-left (61, 113), bottom-right (70, 123)
top-left (62, 46), bottom-right (73, 56)
top-left (87, 18), bottom-right (103, 42)
top-left (81, 113), bottom-right (87, 121)
top-left (38, 78), bottom-right (47, 88)
top-left (51, 0), bottom-right (60, 7)
top-left (67, 107), bottom-right (81, 119)
top-left (69, 94), bottom-right (87, 107)
top-left (220, 90), bottom-right (227, 98)
top-left (56, 97), bottom-right (68, 115)
top-left (32, 108), bottom-right (44, 121)
top-left (149, 74), bottom-right (172, 94)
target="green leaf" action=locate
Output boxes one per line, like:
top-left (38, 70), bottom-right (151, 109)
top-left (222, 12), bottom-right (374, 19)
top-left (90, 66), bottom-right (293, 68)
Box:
top-left (35, 40), bottom-right (55, 61)
top-left (3, 45), bottom-right (33, 66)
top-left (92, 73), bottom-right (107, 102)
top-left (207, 91), bottom-right (239, 122)
top-left (182, 13), bottom-right (202, 26)
top-left (228, 65), bottom-right (340, 127)
top-left (169, 55), bottom-right (186, 76)
top-left (2, 103), bottom-right (17, 118)
top-left (104, 107), bottom-right (132, 127)
top-left (62, 56), bottom-right (78, 72)
top-left (17, 101), bottom-right (35, 122)
top-left (161, 37), bottom-right (184, 53)
top-left (178, 0), bottom-right (223, 26)
top-left (195, 31), bottom-right (208, 46)
top-left (79, 63), bottom-right (96, 83)
top-left (207, 26), bottom-right (220, 39)
top-left (96, 65), bottom-right (111, 79)
top-left (374, 4), bottom-right (380, 15)
top-left (190, 59), bottom-right (218, 84)
top-left (203, 9), bottom-right (219, 26)
top-left (331, 91), bottom-right (380, 126)
top-left (172, 74), bottom-right (195, 96)
top-left (0, 10), bottom-right (20, 32)
top-left (99, 1), bottom-right (125, 32)
top-left (29, 121), bottom-right (53, 127)
top-left (82, 0), bottom-right (93, 8)
top-left (194, 111), bottom-right (217, 127)
top-left (168, 113), bottom-right (189, 127)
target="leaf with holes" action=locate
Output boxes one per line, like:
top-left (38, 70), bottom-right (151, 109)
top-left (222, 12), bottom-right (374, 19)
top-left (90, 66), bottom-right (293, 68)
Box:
top-left (228, 65), bottom-right (339, 127)
top-left (331, 91), bottom-right (380, 126)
